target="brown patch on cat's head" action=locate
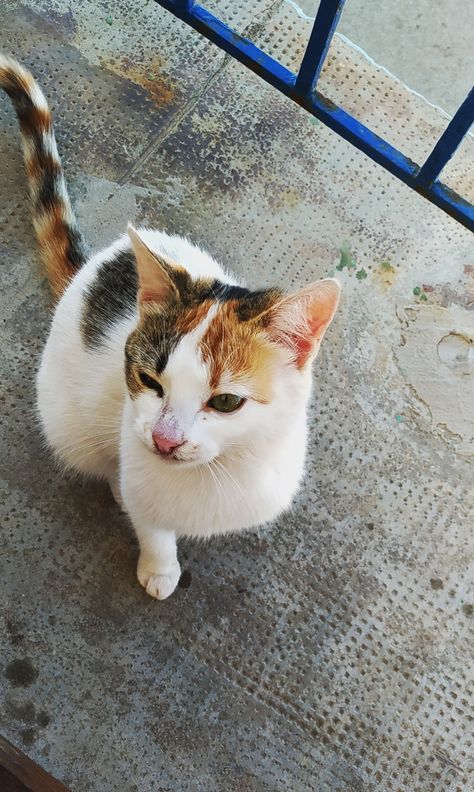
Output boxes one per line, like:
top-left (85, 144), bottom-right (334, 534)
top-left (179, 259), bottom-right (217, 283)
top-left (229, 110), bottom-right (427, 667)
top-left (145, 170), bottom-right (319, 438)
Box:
top-left (125, 227), bottom-right (341, 401)
top-left (200, 278), bottom-right (341, 394)
top-left (200, 297), bottom-right (283, 402)
top-left (175, 298), bottom-right (216, 335)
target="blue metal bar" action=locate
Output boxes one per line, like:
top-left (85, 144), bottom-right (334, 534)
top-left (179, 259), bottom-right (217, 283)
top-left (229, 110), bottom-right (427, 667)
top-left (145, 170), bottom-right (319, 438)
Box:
top-left (416, 87), bottom-right (474, 187)
top-left (155, 1), bottom-right (297, 92)
top-left (296, 0), bottom-right (346, 96)
top-left (175, 0), bottom-right (195, 10)
top-left (152, 0), bottom-right (474, 232)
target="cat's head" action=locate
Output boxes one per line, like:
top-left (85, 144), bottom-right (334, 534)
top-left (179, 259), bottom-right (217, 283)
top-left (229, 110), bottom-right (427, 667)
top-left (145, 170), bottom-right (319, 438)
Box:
top-left (125, 226), bottom-right (340, 467)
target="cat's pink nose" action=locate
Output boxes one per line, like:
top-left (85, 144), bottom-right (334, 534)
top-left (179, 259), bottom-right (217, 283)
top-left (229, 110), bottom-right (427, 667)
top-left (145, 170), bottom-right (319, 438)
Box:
top-left (152, 431), bottom-right (183, 456)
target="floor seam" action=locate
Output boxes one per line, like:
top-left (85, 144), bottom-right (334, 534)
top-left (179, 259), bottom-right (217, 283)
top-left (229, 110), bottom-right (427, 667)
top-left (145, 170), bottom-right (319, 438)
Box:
top-left (117, 0), bottom-right (285, 185)
top-left (117, 56), bottom-right (230, 186)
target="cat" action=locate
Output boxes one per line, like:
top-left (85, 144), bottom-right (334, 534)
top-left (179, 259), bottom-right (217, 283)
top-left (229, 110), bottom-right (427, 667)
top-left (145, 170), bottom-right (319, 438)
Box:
top-left (0, 55), bottom-right (340, 600)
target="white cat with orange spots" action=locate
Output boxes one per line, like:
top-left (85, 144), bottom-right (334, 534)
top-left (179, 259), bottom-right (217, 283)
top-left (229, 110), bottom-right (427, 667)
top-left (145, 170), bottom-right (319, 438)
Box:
top-left (1, 55), bottom-right (340, 600)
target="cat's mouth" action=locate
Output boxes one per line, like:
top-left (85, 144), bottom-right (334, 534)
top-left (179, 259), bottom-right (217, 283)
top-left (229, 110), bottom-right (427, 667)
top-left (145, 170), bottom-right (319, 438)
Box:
top-left (155, 449), bottom-right (210, 469)
top-left (151, 444), bottom-right (198, 465)
top-left (153, 447), bottom-right (184, 463)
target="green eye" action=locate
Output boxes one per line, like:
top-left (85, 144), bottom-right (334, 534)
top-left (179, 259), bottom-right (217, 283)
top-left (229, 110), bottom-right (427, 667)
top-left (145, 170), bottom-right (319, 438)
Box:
top-left (207, 393), bottom-right (245, 413)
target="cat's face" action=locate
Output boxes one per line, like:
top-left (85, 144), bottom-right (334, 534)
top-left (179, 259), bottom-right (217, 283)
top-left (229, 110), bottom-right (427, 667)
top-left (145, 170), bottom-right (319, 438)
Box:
top-left (125, 227), bottom-right (340, 467)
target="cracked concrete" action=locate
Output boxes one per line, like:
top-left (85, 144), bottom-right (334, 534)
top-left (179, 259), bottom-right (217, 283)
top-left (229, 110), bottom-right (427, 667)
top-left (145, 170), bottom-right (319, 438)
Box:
top-left (397, 305), bottom-right (474, 454)
top-left (1, 2), bottom-right (473, 791)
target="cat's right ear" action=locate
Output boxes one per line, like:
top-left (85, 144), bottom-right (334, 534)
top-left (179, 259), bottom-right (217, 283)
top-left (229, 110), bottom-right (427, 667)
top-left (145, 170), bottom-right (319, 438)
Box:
top-left (128, 224), bottom-right (179, 306)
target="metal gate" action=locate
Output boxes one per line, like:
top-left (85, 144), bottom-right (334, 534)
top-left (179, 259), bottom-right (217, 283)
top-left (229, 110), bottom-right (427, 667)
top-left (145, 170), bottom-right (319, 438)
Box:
top-left (153, 0), bottom-right (474, 232)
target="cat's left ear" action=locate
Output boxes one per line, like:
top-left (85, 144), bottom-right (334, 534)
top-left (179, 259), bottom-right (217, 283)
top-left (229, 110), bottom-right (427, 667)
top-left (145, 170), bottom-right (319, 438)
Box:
top-left (128, 224), bottom-right (183, 305)
top-left (261, 278), bottom-right (341, 367)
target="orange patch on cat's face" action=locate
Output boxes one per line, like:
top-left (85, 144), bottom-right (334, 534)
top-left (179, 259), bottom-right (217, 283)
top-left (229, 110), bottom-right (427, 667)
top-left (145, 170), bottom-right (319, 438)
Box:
top-left (200, 302), bottom-right (280, 402)
top-left (175, 298), bottom-right (215, 336)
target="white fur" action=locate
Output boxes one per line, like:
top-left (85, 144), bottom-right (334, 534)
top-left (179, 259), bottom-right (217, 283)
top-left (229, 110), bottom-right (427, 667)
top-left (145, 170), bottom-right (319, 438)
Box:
top-left (29, 81), bottom-right (49, 112)
top-left (37, 228), bottom-right (327, 600)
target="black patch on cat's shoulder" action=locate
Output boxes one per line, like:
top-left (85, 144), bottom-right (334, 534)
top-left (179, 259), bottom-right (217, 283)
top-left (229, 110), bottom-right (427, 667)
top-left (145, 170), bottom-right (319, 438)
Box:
top-left (81, 248), bottom-right (138, 349)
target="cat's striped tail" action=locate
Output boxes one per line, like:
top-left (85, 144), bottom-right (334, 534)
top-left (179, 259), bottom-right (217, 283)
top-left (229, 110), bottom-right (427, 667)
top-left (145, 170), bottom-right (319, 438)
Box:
top-left (0, 55), bottom-right (86, 298)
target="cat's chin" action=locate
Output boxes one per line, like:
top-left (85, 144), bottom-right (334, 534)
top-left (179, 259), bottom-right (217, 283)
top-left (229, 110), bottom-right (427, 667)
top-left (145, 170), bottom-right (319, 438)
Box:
top-left (161, 457), bottom-right (209, 470)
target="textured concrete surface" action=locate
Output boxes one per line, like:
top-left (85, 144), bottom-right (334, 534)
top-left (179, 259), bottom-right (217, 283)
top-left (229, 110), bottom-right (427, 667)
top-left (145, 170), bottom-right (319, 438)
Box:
top-left (298, 0), bottom-right (474, 116)
top-left (1, 2), bottom-right (473, 791)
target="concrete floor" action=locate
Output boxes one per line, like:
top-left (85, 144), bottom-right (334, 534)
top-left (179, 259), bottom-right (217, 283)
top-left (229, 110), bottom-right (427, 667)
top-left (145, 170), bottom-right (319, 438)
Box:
top-left (1, 2), bottom-right (473, 791)
top-left (298, 0), bottom-right (474, 116)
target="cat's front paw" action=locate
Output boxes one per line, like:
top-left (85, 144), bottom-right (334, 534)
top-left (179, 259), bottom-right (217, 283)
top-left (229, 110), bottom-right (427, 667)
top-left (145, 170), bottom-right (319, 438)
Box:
top-left (137, 556), bottom-right (181, 600)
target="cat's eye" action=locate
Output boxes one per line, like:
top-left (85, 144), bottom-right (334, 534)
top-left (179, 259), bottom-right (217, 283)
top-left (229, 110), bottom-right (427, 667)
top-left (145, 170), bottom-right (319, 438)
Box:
top-left (139, 372), bottom-right (164, 397)
top-left (207, 393), bottom-right (245, 413)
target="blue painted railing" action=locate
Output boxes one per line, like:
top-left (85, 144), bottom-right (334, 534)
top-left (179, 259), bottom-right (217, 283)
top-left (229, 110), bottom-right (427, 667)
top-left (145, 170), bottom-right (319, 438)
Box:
top-left (153, 0), bottom-right (474, 232)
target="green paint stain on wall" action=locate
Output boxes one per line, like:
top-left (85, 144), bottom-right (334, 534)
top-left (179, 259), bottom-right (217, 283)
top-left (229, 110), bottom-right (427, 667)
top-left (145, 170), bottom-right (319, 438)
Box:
top-left (337, 241), bottom-right (357, 271)
top-left (413, 285), bottom-right (428, 301)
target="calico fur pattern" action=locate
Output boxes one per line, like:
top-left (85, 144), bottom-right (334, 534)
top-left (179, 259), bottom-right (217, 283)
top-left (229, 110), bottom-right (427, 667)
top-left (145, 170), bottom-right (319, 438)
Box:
top-left (0, 55), bottom-right (86, 295)
top-left (1, 55), bottom-right (341, 600)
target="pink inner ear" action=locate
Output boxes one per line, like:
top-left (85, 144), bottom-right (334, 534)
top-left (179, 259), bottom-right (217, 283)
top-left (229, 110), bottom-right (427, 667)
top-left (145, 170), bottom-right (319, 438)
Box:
top-left (128, 224), bottom-right (177, 306)
top-left (139, 291), bottom-right (156, 303)
top-left (139, 285), bottom-right (171, 304)
top-left (289, 331), bottom-right (313, 364)
top-left (307, 299), bottom-right (336, 340)
top-left (269, 280), bottom-right (340, 367)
